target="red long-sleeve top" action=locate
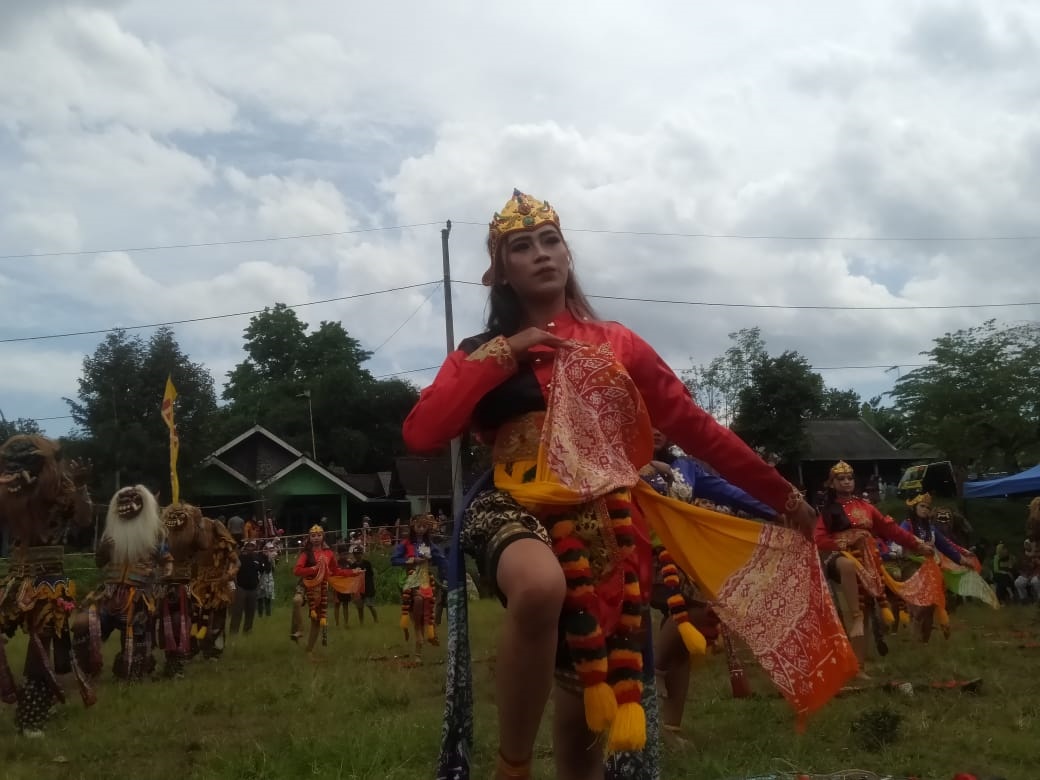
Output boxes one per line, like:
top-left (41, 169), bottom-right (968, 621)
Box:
top-left (402, 311), bottom-right (798, 516)
top-left (293, 547), bottom-right (342, 580)
top-left (814, 495), bottom-right (922, 552)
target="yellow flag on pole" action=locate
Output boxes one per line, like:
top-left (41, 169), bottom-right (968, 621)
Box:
top-left (161, 375), bottom-right (180, 505)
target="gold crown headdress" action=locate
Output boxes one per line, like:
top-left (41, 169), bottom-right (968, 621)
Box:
top-left (482, 189), bottom-right (562, 285)
top-left (906, 492), bottom-right (932, 508)
top-left (828, 461), bottom-right (854, 478)
top-left (308, 524), bottom-right (324, 535)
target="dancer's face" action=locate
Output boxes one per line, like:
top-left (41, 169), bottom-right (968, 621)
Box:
top-left (501, 226), bottom-right (570, 302)
top-left (833, 473), bottom-right (855, 495)
top-left (914, 502), bottom-right (932, 520)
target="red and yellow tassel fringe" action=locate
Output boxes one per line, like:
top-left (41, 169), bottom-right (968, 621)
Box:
top-left (604, 490), bottom-right (646, 753)
top-left (658, 548), bottom-right (707, 656)
top-left (546, 488), bottom-right (654, 752)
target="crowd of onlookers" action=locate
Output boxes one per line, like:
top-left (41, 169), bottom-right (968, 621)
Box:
top-left (219, 510), bottom-right (456, 640)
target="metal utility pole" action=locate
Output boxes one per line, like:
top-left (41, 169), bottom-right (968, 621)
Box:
top-left (441, 220), bottom-right (464, 518)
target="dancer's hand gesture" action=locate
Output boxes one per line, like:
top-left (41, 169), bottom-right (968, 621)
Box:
top-left (506, 327), bottom-right (569, 362)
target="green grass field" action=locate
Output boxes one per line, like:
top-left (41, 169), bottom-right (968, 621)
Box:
top-left (2, 560), bottom-right (1039, 780)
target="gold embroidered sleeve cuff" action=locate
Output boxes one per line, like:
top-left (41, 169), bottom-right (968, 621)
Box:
top-left (464, 335), bottom-right (517, 372)
top-left (784, 485), bottom-right (804, 513)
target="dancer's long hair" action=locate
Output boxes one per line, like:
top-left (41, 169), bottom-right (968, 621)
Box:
top-left (821, 486), bottom-right (853, 534)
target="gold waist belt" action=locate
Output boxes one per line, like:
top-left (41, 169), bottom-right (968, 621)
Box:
top-left (491, 411), bottom-right (545, 464)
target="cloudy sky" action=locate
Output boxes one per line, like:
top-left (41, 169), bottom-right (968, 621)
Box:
top-left (2, 0), bottom-right (1039, 438)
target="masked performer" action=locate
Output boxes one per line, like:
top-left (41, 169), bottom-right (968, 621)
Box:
top-left (190, 512), bottom-right (238, 660)
top-left (391, 515), bottom-right (445, 655)
top-left (407, 191), bottom-right (852, 780)
top-left (292, 525), bottom-right (353, 652)
top-left (157, 503), bottom-right (235, 675)
top-left (78, 486), bottom-right (169, 680)
top-left (815, 461), bottom-right (937, 667)
top-left (0, 435), bottom-right (94, 737)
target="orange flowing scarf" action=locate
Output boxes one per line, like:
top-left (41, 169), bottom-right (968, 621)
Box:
top-left (511, 341), bottom-right (858, 728)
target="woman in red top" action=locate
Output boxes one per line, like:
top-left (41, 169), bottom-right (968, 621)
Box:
top-left (815, 461), bottom-right (932, 663)
top-left (292, 525), bottom-right (345, 652)
top-left (404, 190), bottom-right (817, 780)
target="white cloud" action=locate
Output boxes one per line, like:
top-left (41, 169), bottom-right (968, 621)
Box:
top-left (3, 0), bottom-right (1040, 438)
top-left (0, 6), bottom-right (234, 134)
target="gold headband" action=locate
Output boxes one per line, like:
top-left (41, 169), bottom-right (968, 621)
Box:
top-left (483, 189), bottom-right (561, 285)
top-left (906, 492), bottom-right (932, 508)
top-left (308, 524), bottom-right (324, 535)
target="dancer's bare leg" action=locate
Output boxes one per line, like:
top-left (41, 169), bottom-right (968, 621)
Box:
top-left (552, 686), bottom-right (604, 780)
top-left (656, 618), bottom-right (691, 730)
top-left (834, 556), bottom-right (870, 675)
top-left (835, 557), bottom-right (863, 637)
top-left (494, 538), bottom-right (565, 778)
top-left (305, 622), bottom-right (320, 652)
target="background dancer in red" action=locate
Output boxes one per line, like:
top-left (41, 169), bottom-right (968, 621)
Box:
top-left (292, 525), bottom-right (350, 652)
top-left (815, 461), bottom-right (933, 668)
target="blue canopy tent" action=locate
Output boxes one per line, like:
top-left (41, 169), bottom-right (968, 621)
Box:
top-left (963, 463), bottom-right (1040, 498)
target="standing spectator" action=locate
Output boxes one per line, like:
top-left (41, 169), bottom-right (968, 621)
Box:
top-left (361, 516), bottom-right (372, 551)
top-left (333, 543), bottom-right (354, 628)
top-left (866, 475), bottom-right (880, 505)
top-left (230, 541), bottom-right (263, 635)
top-left (257, 541), bottom-right (276, 617)
top-left (350, 546), bottom-right (378, 625)
top-left (992, 542), bottom-right (1017, 603)
top-left (227, 514), bottom-right (245, 545)
top-left (262, 510), bottom-right (278, 539)
top-left (434, 541), bottom-right (450, 626)
top-left (244, 515), bottom-right (259, 541)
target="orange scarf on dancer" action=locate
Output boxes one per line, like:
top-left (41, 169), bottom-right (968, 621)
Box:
top-left (502, 341), bottom-right (857, 749)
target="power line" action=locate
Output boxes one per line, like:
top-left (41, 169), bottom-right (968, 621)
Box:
top-left (0, 223), bottom-right (443, 261)
top-left (0, 281), bottom-right (441, 344)
top-left (14, 277), bottom-right (1019, 348)
top-left (7, 220), bottom-right (1040, 261)
top-left (452, 220), bottom-right (1040, 242)
top-left (451, 279), bottom-right (1039, 311)
top-left (371, 284), bottom-right (443, 355)
top-left (373, 365), bottom-right (439, 379)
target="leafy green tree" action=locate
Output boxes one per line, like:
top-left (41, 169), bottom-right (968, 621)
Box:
top-left (219, 306), bottom-right (418, 472)
top-left (65, 328), bottom-right (218, 497)
top-left (819, 387), bottom-right (862, 419)
top-left (732, 351), bottom-right (825, 465)
top-left (889, 320), bottom-right (1040, 471)
top-left (683, 327), bottom-right (768, 426)
top-left (860, 395), bottom-right (908, 447)
top-left (0, 416), bottom-right (43, 440)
